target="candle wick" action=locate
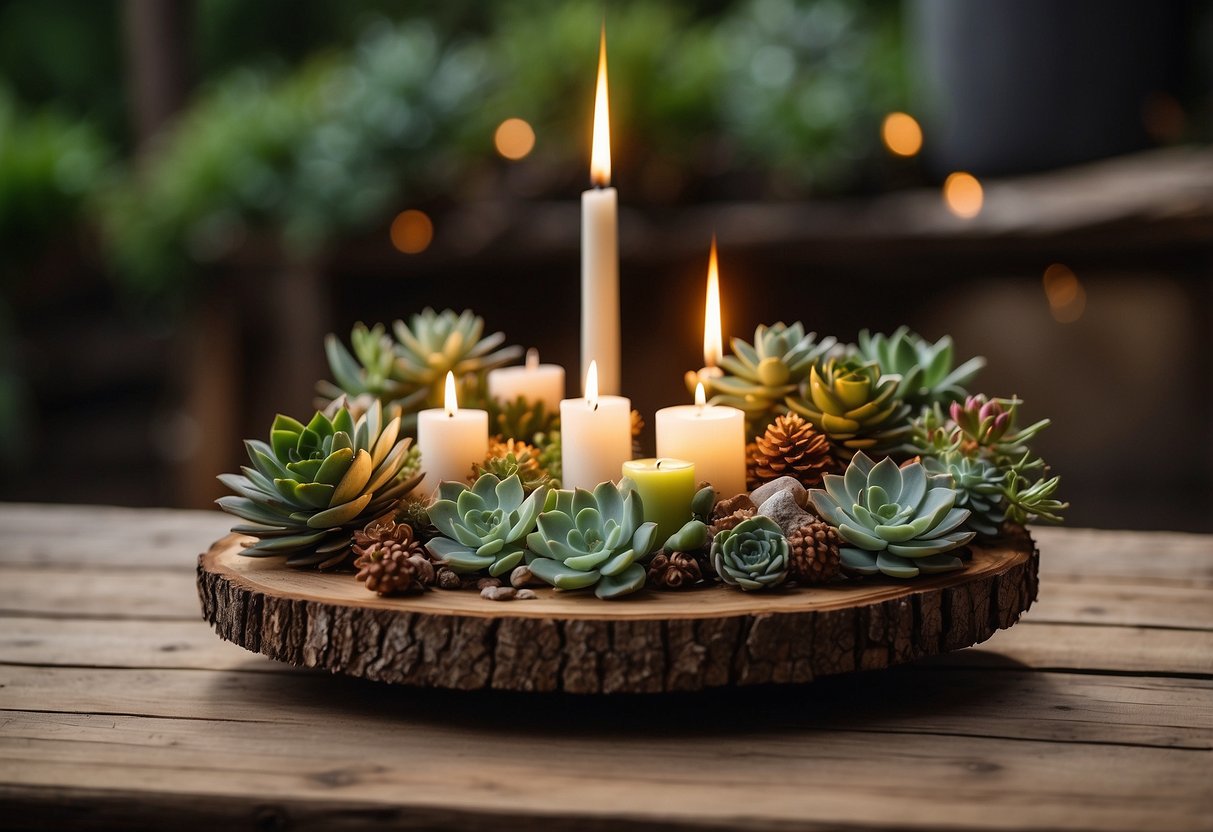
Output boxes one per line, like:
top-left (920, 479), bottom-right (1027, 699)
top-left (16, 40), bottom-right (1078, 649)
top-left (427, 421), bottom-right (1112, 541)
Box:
top-left (592, 402), bottom-right (599, 412)
top-left (656, 460), bottom-right (662, 470)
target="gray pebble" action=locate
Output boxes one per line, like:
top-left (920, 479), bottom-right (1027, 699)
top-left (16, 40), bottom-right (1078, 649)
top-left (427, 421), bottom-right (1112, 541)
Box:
top-left (750, 476), bottom-right (808, 509)
top-left (480, 586), bottom-right (517, 601)
top-left (510, 565), bottom-right (537, 588)
top-left (758, 489), bottom-right (813, 536)
top-left (515, 589), bottom-right (538, 600)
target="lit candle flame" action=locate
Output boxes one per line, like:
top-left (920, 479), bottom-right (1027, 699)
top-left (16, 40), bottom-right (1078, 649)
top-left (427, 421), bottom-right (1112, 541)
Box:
top-left (526, 348), bottom-right (539, 371)
top-left (695, 382), bottom-right (706, 407)
top-left (704, 236), bottom-right (722, 368)
top-left (589, 25), bottom-right (611, 187)
top-left (443, 371), bottom-right (459, 417)
top-left (585, 360), bottom-right (599, 409)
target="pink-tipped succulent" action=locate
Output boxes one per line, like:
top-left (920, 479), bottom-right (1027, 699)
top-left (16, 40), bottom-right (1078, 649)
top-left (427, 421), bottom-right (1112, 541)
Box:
top-left (948, 395), bottom-right (1049, 462)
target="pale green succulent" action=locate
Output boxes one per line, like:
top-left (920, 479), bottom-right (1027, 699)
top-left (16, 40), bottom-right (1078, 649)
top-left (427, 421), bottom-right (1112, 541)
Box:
top-left (711, 321), bottom-right (836, 433)
top-left (854, 326), bottom-right (985, 408)
top-left (923, 451), bottom-right (1006, 537)
top-left (1003, 466), bottom-right (1067, 526)
top-left (425, 474), bottom-right (548, 577)
top-left (710, 515), bottom-right (790, 591)
top-left (787, 356), bottom-right (912, 460)
top-left (525, 482), bottom-right (660, 599)
top-left (809, 452), bottom-right (974, 579)
top-left (217, 401), bottom-right (418, 568)
top-left (318, 308), bottom-right (522, 422)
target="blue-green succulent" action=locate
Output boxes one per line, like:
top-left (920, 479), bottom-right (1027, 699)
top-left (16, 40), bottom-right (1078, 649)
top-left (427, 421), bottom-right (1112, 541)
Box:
top-left (854, 327), bottom-right (985, 408)
top-left (425, 474), bottom-right (548, 577)
top-left (525, 482), bottom-right (660, 599)
top-left (710, 515), bottom-right (790, 591)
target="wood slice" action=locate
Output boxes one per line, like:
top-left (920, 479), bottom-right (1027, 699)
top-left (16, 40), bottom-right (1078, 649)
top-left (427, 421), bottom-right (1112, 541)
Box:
top-left (197, 527), bottom-right (1038, 693)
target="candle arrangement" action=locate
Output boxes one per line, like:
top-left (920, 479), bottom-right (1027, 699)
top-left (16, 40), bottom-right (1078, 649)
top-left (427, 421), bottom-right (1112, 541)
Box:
top-left (215, 24), bottom-right (1067, 604)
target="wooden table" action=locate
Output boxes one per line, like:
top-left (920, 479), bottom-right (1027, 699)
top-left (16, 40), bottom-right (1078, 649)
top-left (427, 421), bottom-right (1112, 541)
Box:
top-left (1, 504), bottom-right (1210, 830)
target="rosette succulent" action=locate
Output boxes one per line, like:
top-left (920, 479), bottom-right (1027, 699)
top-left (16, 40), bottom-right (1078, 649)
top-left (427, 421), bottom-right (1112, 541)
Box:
top-left (948, 395), bottom-right (1050, 464)
top-left (787, 356), bottom-right (912, 460)
top-left (924, 451), bottom-right (1006, 537)
top-left (525, 482), bottom-right (660, 599)
top-left (217, 401), bottom-right (418, 568)
top-left (854, 327), bottom-right (985, 408)
top-left (710, 515), bottom-right (790, 591)
top-left (710, 322), bottom-right (836, 433)
top-left (809, 452), bottom-right (974, 578)
top-left (319, 308), bottom-right (522, 419)
top-left (425, 474), bottom-right (548, 577)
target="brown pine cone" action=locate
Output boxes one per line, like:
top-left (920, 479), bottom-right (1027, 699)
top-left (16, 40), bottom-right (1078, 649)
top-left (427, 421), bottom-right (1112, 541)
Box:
top-left (647, 550), bottom-right (704, 589)
top-left (708, 507), bottom-right (756, 538)
top-left (786, 518), bottom-right (842, 585)
top-left (353, 514), bottom-right (417, 557)
top-left (745, 441), bottom-right (762, 491)
top-left (751, 412), bottom-right (835, 489)
top-left (354, 541), bottom-right (434, 596)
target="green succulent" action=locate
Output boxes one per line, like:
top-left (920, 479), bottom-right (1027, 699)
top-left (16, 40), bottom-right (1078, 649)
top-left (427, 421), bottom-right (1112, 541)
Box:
top-left (488, 395), bottom-right (560, 445)
top-left (711, 322), bottom-right (836, 434)
top-left (217, 401), bottom-right (418, 568)
top-left (425, 474), bottom-right (548, 577)
top-left (948, 395), bottom-right (1051, 465)
top-left (710, 516), bottom-right (789, 591)
top-left (809, 452), bottom-right (974, 579)
top-left (474, 444), bottom-right (555, 494)
top-left (923, 451), bottom-right (1006, 537)
top-left (854, 327), bottom-right (985, 408)
top-left (534, 429), bottom-right (562, 485)
top-left (787, 356), bottom-right (912, 460)
top-left (525, 482), bottom-right (660, 599)
top-left (1003, 466), bottom-right (1068, 526)
top-left (319, 309), bottom-right (522, 423)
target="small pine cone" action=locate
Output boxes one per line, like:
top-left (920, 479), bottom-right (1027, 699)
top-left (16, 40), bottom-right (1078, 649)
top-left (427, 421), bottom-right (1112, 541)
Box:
top-left (786, 519), bottom-right (842, 585)
top-left (354, 514), bottom-right (417, 557)
top-left (745, 441), bottom-right (762, 491)
top-left (709, 507), bottom-right (756, 539)
top-left (647, 550), bottom-right (703, 589)
top-left (752, 412), bottom-right (835, 489)
top-left (354, 542), bottom-right (434, 596)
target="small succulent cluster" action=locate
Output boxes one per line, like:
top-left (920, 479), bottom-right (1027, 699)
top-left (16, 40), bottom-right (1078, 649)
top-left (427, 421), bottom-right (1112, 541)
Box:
top-left (472, 437), bottom-right (555, 493)
top-left (319, 308), bottom-right (522, 429)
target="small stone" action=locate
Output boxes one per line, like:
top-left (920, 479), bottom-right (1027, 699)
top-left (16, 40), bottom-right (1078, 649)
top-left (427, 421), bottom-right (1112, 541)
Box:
top-left (477, 577), bottom-right (502, 590)
top-left (713, 493), bottom-right (756, 519)
top-left (750, 476), bottom-right (808, 509)
top-left (510, 565), bottom-right (537, 588)
top-left (480, 586), bottom-right (517, 601)
top-left (436, 568), bottom-right (462, 590)
top-left (758, 489), bottom-right (813, 536)
top-left (515, 589), bottom-right (538, 600)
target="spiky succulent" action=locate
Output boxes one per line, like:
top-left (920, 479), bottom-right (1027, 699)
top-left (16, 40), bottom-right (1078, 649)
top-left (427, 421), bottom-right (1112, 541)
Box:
top-left (217, 401), bottom-right (419, 568)
top-left (473, 438), bottom-right (554, 493)
top-left (488, 395), bottom-right (559, 445)
top-left (809, 452), bottom-right (974, 579)
top-left (1003, 466), bottom-right (1067, 526)
top-left (318, 308), bottom-right (522, 422)
top-left (711, 322), bottom-right (836, 434)
top-left (923, 451), bottom-right (1006, 537)
top-left (854, 327), bottom-right (985, 408)
top-left (425, 474), bottom-right (548, 577)
top-left (787, 356), bottom-right (912, 461)
top-left (525, 482), bottom-right (660, 599)
top-left (710, 515), bottom-right (790, 591)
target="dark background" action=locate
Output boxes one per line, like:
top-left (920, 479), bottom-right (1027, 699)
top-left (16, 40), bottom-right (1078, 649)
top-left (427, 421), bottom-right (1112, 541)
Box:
top-left (2, 0), bottom-right (1211, 530)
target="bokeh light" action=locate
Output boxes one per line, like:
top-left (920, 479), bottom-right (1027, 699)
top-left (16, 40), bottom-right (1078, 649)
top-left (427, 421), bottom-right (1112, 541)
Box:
top-left (494, 117), bottom-right (536, 160)
top-left (943, 172), bottom-right (983, 219)
top-left (881, 112), bottom-right (923, 157)
top-left (390, 209), bottom-right (433, 254)
top-left (1043, 263), bottom-right (1086, 323)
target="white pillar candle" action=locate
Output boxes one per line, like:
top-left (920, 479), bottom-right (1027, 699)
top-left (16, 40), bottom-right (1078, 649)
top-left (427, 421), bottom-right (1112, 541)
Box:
top-left (560, 361), bottom-right (631, 491)
top-left (416, 372), bottom-right (488, 498)
top-left (581, 27), bottom-right (621, 395)
top-left (487, 349), bottom-right (566, 411)
top-left (656, 383), bottom-right (746, 497)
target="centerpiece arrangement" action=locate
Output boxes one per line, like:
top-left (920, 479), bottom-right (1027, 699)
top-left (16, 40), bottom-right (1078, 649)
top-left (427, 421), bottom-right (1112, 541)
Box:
top-left (200, 27), bottom-right (1065, 691)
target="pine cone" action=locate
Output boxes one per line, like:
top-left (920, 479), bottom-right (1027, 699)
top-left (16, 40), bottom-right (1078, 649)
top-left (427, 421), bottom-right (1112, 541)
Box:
top-left (647, 550), bottom-right (704, 589)
top-left (354, 541), bottom-right (434, 596)
top-left (745, 441), bottom-right (761, 491)
top-left (751, 412), bottom-right (835, 489)
top-left (786, 518), bottom-right (842, 585)
top-left (709, 507), bottom-right (756, 539)
top-left (353, 514), bottom-right (417, 557)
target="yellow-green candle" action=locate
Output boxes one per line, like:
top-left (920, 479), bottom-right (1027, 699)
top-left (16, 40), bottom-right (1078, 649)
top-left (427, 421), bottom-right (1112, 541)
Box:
top-left (620, 458), bottom-right (696, 547)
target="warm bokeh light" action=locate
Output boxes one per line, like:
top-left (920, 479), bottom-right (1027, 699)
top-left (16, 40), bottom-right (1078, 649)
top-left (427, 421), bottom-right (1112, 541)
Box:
top-left (943, 172), bottom-right (984, 219)
top-left (589, 26), bottom-right (611, 187)
top-left (703, 236), bottom-right (723, 368)
top-left (443, 371), bottom-right (459, 416)
top-left (881, 112), bottom-right (923, 157)
top-left (1043, 263), bottom-right (1086, 323)
top-left (390, 209), bottom-right (433, 254)
top-left (585, 359), bottom-right (600, 408)
top-left (695, 381), bottom-right (706, 407)
top-left (494, 117), bottom-right (536, 160)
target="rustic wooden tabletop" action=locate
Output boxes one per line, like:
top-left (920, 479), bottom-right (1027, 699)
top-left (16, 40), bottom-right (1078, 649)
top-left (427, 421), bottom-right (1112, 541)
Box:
top-left (1, 504), bottom-right (1210, 831)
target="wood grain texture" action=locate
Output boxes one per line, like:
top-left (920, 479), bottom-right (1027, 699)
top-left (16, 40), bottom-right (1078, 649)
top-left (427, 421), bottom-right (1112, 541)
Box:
top-left (196, 528), bottom-right (1038, 693)
top-left (1, 505), bottom-right (1210, 832)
